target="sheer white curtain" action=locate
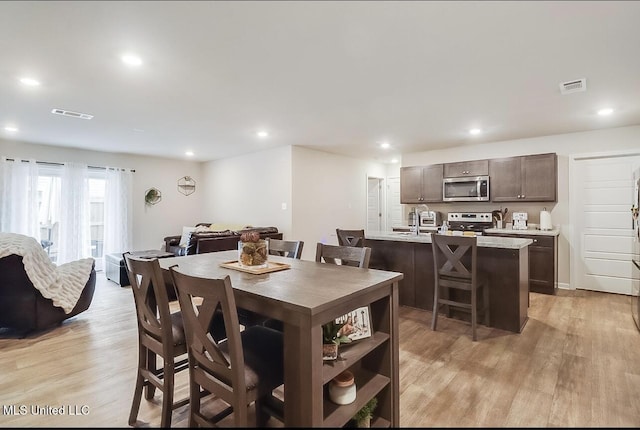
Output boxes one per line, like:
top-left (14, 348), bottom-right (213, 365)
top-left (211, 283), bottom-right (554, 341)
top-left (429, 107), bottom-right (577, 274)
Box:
top-left (0, 157), bottom-right (40, 237)
top-left (57, 162), bottom-right (92, 264)
top-left (103, 167), bottom-right (133, 256)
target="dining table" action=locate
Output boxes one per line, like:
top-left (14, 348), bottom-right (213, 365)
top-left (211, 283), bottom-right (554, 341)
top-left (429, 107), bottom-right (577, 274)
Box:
top-left (158, 249), bottom-right (403, 427)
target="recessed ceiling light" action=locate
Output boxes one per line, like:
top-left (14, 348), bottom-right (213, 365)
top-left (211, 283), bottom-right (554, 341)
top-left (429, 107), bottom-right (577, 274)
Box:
top-left (390, 158), bottom-right (399, 164)
top-left (4, 126), bottom-right (18, 132)
top-left (185, 151), bottom-right (194, 157)
top-left (256, 130), bottom-right (269, 139)
top-left (469, 128), bottom-right (482, 135)
top-left (121, 54), bottom-right (143, 67)
top-left (380, 142), bottom-right (391, 149)
top-left (19, 77), bottom-right (40, 87)
top-left (597, 108), bottom-right (614, 116)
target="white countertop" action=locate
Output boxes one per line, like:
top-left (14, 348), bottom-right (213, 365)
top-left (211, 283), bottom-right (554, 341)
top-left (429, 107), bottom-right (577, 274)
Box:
top-left (366, 231), bottom-right (533, 249)
top-left (484, 227), bottom-right (560, 236)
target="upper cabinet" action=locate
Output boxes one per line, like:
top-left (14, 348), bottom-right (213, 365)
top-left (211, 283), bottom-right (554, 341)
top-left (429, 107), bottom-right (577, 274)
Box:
top-left (443, 159), bottom-right (489, 178)
top-left (489, 153), bottom-right (557, 202)
top-left (400, 164), bottom-right (443, 203)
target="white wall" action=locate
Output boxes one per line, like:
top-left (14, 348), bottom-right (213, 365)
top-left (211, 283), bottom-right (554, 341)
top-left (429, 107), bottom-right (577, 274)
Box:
top-left (402, 125), bottom-right (640, 287)
top-left (292, 146), bottom-right (386, 260)
top-left (0, 138), bottom-right (203, 251)
top-left (201, 145), bottom-right (293, 239)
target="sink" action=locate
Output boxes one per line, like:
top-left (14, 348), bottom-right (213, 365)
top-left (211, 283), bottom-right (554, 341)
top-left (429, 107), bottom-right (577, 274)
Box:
top-left (392, 231), bottom-right (431, 236)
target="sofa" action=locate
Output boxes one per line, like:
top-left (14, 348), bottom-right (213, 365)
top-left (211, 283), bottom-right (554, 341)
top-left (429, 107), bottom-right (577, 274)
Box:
top-left (0, 254), bottom-right (96, 332)
top-left (164, 224), bottom-right (283, 256)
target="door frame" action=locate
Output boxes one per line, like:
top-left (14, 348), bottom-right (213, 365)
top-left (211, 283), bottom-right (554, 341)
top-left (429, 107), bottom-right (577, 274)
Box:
top-left (366, 176), bottom-right (385, 232)
top-left (569, 149), bottom-right (640, 292)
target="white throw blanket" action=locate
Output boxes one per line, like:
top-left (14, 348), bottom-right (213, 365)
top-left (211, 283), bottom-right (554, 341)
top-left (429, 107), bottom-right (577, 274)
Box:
top-left (0, 232), bottom-right (94, 314)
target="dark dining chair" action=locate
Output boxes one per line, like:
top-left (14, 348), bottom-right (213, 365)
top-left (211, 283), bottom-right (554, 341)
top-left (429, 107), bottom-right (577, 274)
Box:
top-left (336, 228), bottom-right (365, 247)
top-left (267, 238), bottom-right (304, 259)
top-left (431, 234), bottom-right (489, 341)
top-left (123, 253), bottom-right (190, 428)
top-left (169, 266), bottom-right (284, 427)
top-left (315, 242), bottom-right (371, 269)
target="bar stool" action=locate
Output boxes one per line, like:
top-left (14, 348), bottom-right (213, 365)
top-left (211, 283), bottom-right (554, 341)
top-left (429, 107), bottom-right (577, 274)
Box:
top-left (431, 234), bottom-right (489, 341)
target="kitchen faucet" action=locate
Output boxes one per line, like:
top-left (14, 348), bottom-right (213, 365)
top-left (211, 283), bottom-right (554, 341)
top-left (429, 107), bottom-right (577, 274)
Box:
top-left (413, 207), bottom-right (421, 235)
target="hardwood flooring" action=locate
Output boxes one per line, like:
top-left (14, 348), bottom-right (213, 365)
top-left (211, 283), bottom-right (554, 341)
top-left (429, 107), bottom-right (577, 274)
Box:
top-left (1, 274), bottom-right (640, 427)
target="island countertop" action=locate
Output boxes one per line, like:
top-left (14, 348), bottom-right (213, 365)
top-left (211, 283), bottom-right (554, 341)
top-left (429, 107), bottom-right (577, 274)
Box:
top-left (364, 231), bottom-right (530, 333)
top-left (365, 231), bottom-right (533, 249)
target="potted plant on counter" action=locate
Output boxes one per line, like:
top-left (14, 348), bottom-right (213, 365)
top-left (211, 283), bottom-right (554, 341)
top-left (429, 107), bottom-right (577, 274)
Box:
top-left (322, 320), bottom-right (351, 360)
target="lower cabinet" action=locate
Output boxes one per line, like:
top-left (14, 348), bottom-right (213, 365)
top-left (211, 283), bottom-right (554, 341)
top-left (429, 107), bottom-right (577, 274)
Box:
top-left (485, 233), bottom-right (558, 295)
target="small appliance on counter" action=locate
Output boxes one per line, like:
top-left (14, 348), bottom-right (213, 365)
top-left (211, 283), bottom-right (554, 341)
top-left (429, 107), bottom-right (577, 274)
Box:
top-left (408, 210), bottom-right (417, 227)
top-left (540, 208), bottom-right (553, 230)
top-left (420, 210), bottom-right (442, 227)
top-left (512, 212), bottom-right (528, 230)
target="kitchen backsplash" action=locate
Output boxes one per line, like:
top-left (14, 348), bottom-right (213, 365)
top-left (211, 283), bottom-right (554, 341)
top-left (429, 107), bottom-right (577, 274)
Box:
top-left (401, 202), bottom-right (558, 225)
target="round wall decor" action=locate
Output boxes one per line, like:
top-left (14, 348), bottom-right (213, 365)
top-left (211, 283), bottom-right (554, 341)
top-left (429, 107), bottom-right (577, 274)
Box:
top-left (145, 187), bottom-right (162, 205)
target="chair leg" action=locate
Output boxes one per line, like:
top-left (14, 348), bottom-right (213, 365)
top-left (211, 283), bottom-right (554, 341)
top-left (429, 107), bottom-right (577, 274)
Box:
top-left (431, 283), bottom-right (439, 331)
top-left (255, 397), bottom-right (270, 427)
top-left (160, 362), bottom-right (175, 428)
top-left (189, 381), bottom-right (201, 428)
top-left (471, 289), bottom-right (477, 342)
top-left (128, 344), bottom-right (146, 426)
top-left (145, 349), bottom-right (156, 400)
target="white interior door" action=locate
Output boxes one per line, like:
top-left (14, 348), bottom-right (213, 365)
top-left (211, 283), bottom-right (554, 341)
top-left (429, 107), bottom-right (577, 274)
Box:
top-left (386, 176), bottom-right (402, 231)
top-left (367, 177), bottom-right (383, 232)
top-left (571, 153), bottom-right (640, 295)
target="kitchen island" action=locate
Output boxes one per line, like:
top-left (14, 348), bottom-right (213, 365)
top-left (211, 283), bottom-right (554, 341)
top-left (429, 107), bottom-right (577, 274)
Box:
top-left (364, 232), bottom-right (533, 333)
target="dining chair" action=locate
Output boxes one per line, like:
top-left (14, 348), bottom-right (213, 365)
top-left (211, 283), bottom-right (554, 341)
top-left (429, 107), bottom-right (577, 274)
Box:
top-left (169, 266), bottom-right (285, 427)
top-left (123, 253), bottom-right (190, 428)
top-left (431, 233), bottom-right (489, 341)
top-left (336, 228), bottom-right (365, 247)
top-left (267, 237), bottom-right (304, 259)
top-left (262, 238), bottom-right (305, 332)
top-left (315, 242), bottom-right (371, 269)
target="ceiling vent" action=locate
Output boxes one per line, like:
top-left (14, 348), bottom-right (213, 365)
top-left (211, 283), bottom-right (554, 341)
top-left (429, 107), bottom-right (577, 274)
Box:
top-left (51, 108), bottom-right (93, 120)
top-left (559, 78), bottom-right (587, 95)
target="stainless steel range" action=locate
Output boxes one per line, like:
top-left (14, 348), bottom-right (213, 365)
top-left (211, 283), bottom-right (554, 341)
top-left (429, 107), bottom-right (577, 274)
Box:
top-left (447, 212), bottom-right (493, 234)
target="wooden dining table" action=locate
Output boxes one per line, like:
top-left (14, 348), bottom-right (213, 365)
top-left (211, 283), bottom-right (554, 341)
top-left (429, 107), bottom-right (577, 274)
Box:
top-left (158, 249), bottom-right (403, 427)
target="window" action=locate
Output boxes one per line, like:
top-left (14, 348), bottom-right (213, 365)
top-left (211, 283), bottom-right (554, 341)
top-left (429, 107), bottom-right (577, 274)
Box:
top-left (35, 165), bottom-right (106, 268)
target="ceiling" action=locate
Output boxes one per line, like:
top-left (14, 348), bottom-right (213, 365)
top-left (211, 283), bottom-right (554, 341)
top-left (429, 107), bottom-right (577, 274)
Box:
top-left (1, 1), bottom-right (639, 163)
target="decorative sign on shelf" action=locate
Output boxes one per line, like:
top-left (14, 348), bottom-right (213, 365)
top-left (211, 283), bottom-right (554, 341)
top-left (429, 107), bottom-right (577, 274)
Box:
top-left (178, 176), bottom-right (196, 196)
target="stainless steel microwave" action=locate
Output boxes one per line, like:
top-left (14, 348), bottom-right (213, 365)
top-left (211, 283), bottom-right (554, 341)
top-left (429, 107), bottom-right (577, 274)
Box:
top-left (443, 175), bottom-right (490, 202)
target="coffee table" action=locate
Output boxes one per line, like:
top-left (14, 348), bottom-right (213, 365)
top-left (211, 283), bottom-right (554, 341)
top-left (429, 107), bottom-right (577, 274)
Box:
top-left (105, 249), bottom-right (174, 287)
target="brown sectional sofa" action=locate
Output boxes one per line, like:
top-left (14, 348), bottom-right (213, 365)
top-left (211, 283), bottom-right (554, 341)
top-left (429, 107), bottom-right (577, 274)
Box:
top-left (163, 224), bottom-right (282, 256)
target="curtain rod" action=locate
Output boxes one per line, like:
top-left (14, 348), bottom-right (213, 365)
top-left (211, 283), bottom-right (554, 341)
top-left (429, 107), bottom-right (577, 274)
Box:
top-left (3, 158), bottom-right (135, 173)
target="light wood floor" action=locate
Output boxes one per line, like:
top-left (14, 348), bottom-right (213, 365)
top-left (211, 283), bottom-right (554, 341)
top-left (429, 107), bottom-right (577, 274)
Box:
top-left (1, 274), bottom-right (640, 427)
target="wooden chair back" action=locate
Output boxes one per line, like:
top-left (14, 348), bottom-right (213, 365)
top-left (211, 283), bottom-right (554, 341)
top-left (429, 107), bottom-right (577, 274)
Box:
top-left (267, 238), bottom-right (304, 259)
top-left (123, 253), bottom-right (189, 427)
top-left (169, 266), bottom-right (284, 426)
top-left (336, 228), bottom-right (365, 247)
top-left (315, 243), bottom-right (371, 268)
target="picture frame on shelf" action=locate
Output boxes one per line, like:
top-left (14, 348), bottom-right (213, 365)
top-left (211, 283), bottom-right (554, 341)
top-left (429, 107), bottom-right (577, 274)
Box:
top-left (335, 306), bottom-right (372, 342)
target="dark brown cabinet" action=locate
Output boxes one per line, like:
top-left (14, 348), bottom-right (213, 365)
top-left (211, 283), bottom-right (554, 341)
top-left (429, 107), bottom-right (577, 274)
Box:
top-left (400, 164), bottom-right (443, 203)
top-left (489, 153), bottom-right (557, 202)
top-left (484, 232), bottom-right (558, 295)
top-left (443, 159), bottom-right (488, 178)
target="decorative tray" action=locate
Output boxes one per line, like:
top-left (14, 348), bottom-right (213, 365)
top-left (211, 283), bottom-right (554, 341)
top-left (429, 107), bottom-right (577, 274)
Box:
top-left (220, 260), bottom-right (291, 274)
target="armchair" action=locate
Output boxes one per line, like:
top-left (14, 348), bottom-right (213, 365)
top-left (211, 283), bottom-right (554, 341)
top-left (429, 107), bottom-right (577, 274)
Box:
top-left (0, 233), bottom-right (96, 333)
